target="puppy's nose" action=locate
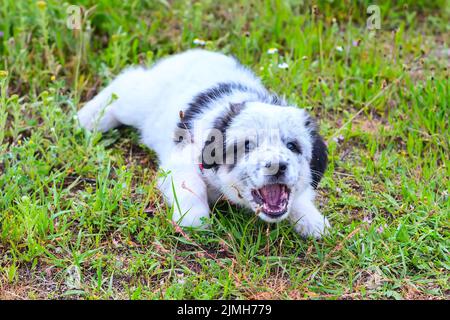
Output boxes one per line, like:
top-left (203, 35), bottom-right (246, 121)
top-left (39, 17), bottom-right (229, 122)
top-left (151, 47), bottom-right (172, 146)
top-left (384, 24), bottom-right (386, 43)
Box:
top-left (278, 161), bottom-right (288, 173)
top-left (263, 161), bottom-right (288, 177)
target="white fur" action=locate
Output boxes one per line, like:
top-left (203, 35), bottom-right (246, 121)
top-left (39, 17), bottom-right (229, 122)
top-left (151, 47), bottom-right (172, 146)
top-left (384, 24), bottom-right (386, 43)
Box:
top-left (77, 49), bottom-right (330, 238)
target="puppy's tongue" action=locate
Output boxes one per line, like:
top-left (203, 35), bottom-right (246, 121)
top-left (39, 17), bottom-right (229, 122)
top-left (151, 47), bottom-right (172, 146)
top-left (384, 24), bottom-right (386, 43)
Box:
top-left (252, 184), bottom-right (290, 216)
top-left (259, 184), bottom-right (283, 206)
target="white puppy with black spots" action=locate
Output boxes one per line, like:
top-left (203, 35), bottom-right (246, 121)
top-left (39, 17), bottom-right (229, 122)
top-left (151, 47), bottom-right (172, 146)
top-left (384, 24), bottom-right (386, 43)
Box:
top-left (78, 49), bottom-right (330, 238)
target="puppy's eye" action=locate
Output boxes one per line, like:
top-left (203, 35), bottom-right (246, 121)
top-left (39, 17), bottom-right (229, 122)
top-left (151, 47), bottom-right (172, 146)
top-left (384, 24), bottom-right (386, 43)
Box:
top-left (245, 140), bottom-right (255, 152)
top-left (287, 142), bottom-right (301, 154)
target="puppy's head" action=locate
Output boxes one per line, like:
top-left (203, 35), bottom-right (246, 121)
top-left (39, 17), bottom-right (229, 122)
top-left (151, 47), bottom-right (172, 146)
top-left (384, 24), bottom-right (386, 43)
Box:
top-left (201, 102), bottom-right (327, 223)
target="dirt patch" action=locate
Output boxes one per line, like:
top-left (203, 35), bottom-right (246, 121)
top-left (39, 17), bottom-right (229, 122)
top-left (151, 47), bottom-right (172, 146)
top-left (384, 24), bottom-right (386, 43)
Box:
top-left (355, 118), bottom-right (392, 134)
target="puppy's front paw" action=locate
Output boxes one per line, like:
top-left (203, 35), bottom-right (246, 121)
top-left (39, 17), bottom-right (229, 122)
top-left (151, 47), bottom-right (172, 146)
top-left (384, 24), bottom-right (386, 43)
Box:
top-left (294, 215), bottom-right (331, 239)
top-left (176, 214), bottom-right (211, 230)
top-left (173, 202), bottom-right (211, 230)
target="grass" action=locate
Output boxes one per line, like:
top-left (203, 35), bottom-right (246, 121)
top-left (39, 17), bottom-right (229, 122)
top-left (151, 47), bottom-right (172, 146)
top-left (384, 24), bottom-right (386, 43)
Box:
top-left (0, 0), bottom-right (448, 299)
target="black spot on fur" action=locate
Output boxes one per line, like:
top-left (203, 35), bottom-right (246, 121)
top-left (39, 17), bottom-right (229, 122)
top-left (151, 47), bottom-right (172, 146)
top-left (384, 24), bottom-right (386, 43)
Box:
top-left (177, 83), bottom-right (250, 133)
top-left (269, 94), bottom-right (285, 106)
top-left (309, 129), bottom-right (328, 189)
top-left (176, 82), bottom-right (285, 141)
top-left (201, 103), bottom-right (246, 170)
top-left (175, 74), bottom-right (288, 170)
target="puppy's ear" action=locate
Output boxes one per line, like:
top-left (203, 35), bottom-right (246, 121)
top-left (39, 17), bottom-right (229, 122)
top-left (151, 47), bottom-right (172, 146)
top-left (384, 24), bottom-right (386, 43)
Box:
top-left (307, 119), bottom-right (328, 189)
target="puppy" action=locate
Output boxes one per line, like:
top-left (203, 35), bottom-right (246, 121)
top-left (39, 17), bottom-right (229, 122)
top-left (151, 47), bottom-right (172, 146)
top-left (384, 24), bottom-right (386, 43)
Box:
top-left (78, 49), bottom-right (330, 238)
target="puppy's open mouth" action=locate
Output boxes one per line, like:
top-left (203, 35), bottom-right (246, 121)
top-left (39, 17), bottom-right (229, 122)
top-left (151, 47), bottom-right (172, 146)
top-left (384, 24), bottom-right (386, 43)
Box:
top-left (251, 184), bottom-right (290, 217)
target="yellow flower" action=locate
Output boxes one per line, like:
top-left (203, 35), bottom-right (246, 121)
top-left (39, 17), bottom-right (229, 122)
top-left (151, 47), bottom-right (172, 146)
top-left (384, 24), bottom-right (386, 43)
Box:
top-left (0, 70), bottom-right (8, 78)
top-left (37, 1), bottom-right (47, 10)
top-left (50, 75), bottom-right (56, 81)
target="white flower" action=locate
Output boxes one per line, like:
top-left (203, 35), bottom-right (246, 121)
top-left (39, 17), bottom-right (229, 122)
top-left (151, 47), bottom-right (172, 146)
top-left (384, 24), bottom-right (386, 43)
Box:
top-left (277, 62), bottom-right (289, 69)
top-left (363, 216), bottom-right (373, 224)
top-left (336, 46), bottom-right (344, 52)
top-left (193, 38), bottom-right (206, 46)
top-left (267, 48), bottom-right (278, 54)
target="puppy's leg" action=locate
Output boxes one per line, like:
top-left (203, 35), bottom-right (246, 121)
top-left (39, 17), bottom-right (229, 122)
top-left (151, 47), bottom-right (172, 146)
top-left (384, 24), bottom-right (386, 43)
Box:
top-left (77, 88), bottom-right (121, 132)
top-left (158, 148), bottom-right (210, 228)
top-left (289, 187), bottom-right (330, 239)
top-left (77, 67), bottom-right (149, 132)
